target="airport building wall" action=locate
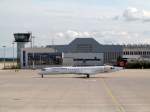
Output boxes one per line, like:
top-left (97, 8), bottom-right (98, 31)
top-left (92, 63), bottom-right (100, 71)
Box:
top-left (123, 45), bottom-right (150, 62)
top-left (20, 38), bottom-right (123, 68)
top-left (19, 38), bottom-right (150, 68)
top-left (21, 48), bottom-right (63, 68)
top-left (47, 38), bottom-right (123, 65)
top-left (63, 53), bottom-right (104, 66)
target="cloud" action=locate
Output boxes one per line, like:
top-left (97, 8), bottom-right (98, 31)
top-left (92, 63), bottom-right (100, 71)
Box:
top-left (54, 30), bottom-right (150, 44)
top-left (122, 7), bottom-right (150, 22)
top-left (98, 30), bottom-right (150, 44)
top-left (99, 31), bottom-right (129, 37)
top-left (1, 1), bottom-right (150, 49)
top-left (53, 30), bottom-right (97, 45)
top-left (56, 33), bottom-right (65, 38)
top-left (123, 7), bottom-right (142, 21)
top-left (97, 30), bottom-right (141, 44)
top-left (55, 30), bottom-right (96, 39)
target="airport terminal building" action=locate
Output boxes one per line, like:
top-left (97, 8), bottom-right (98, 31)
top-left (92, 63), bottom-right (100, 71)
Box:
top-left (123, 45), bottom-right (150, 62)
top-left (20, 38), bottom-right (123, 68)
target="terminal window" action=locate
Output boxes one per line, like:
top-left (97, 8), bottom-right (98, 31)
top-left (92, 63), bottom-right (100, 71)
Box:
top-left (27, 53), bottom-right (62, 66)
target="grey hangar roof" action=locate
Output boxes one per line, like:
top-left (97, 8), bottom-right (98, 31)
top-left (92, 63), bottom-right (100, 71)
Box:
top-left (46, 38), bottom-right (123, 53)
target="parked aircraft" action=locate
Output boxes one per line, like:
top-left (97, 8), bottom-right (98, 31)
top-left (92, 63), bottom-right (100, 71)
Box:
top-left (39, 65), bottom-right (123, 78)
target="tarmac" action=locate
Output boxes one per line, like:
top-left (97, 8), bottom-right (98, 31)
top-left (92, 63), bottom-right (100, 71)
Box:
top-left (0, 69), bottom-right (150, 112)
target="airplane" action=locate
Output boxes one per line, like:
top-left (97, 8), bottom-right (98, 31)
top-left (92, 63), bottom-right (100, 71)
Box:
top-left (39, 65), bottom-right (123, 78)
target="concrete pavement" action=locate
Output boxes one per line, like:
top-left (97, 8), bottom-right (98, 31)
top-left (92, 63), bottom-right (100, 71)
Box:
top-left (0, 69), bottom-right (150, 112)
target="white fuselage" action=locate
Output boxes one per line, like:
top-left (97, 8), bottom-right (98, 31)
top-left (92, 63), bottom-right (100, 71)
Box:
top-left (39, 66), bottom-right (122, 77)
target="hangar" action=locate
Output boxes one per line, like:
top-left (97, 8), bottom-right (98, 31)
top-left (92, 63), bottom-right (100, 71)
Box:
top-left (21, 38), bottom-right (123, 68)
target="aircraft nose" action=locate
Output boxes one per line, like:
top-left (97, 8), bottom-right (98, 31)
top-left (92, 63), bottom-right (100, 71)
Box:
top-left (114, 67), bottom-right (123, 72)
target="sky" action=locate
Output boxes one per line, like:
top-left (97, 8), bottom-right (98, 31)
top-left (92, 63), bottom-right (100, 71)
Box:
top-left (0, 0), bottom-right (150, 57)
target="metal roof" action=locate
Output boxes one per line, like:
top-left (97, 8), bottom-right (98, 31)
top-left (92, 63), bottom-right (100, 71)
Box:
top-left (47, 38), bottom-right (123, 53)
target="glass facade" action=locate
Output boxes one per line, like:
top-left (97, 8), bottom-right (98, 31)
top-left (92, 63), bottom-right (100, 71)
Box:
top-left (27, 53), bottom-right (62, 66)
top-left (104, 52), bottom-right (123, 64)
top-left (23, 51), bottom-right (26, 67)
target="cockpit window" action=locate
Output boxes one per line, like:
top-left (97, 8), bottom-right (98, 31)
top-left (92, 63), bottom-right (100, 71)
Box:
top-left (111, 67), bottom-right (115, 69)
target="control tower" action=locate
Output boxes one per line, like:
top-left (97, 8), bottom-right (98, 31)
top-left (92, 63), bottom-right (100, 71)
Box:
top-left (14, 33), bottom-right (31, 66)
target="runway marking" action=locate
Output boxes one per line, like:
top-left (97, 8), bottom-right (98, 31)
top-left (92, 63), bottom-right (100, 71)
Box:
top-left (102, 79), bottom-right (126, 112)
top-left (85, 79), bottom-right (97, 82)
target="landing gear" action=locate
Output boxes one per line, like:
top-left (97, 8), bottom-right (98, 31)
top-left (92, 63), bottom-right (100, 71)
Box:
top-left (86, 74), bottom-right (90, 78)
top-left (41, 74), bottom-right (44, 78)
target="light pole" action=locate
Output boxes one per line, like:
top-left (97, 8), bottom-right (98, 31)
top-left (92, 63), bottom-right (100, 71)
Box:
top-left (2, 46), bottom-right (6, 69)
top-left (12, 42), bottom-right (15, 67)
top-left (51, 37), bottom-right (57, 52)
top-left (32, 36), bottom-right (35, 48)
top-left (32, 36), bottom-right (35, 69)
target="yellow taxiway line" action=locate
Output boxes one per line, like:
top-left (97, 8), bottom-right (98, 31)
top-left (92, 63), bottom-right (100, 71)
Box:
top-left (102, 79), bottom-right (126, 112)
